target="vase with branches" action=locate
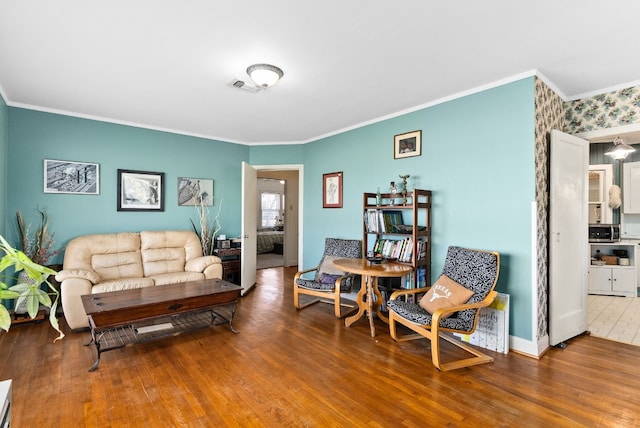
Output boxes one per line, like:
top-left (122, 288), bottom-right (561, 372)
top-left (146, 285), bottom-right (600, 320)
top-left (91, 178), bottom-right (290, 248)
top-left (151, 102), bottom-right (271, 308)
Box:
top-left (16, 208), bottom-right (62, 266)
top-left (190, 197), bottom-right (223, 256)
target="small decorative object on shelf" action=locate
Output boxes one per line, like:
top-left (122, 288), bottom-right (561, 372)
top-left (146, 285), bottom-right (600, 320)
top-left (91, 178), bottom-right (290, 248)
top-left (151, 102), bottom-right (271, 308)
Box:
top-left (389, 181), bottom-right (397, 206)
top-left (376, 187), bottom-right (382, 206)
top-left (399, 174), bottom-right (410, 205)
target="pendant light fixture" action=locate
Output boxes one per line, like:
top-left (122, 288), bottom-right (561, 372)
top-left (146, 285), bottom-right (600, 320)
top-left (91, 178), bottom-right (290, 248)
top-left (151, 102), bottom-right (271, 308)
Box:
top-left (604, 136), bottom-right (636, 160)
top-left (246, 63), bottom-right (284, 88)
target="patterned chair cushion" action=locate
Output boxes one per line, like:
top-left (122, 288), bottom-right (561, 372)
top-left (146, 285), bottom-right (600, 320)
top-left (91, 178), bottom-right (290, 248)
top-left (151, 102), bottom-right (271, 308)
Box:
top-left (295, 238), bottom-right (362, 292)
top-left (387, 246), bottom-right (498, 333)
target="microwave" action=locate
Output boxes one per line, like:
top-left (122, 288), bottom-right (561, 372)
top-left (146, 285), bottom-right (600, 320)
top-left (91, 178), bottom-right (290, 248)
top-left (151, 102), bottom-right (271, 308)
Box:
top-left (588, 224), bottom-right (620, 243)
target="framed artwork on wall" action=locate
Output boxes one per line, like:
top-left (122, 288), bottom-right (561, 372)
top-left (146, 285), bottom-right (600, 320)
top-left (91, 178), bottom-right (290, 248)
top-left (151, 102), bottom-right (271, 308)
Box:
top-left (322, 171), bottom-right (343, 208)
top-left (117, 169), bottom-right (164, 211)
top-left (43, 159), bottom-right (99, 194)
top-left (178, 177), bottom-right (214, 206)
top-left (394, 130), bottom-right (422, 159)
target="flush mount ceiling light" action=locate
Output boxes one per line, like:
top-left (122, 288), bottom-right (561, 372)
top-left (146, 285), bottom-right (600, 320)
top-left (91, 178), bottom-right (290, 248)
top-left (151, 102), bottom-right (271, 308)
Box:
top-left (605, 136), bottom-right (636, 160)
top-left (246, 63), bottom-right (284, 88)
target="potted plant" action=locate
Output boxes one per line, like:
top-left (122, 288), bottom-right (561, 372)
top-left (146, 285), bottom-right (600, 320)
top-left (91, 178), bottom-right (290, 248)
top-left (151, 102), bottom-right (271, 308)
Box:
top-left (14, 209), bottom-right (62, 314)
top-left (0, 234), bottom-right (64, 341)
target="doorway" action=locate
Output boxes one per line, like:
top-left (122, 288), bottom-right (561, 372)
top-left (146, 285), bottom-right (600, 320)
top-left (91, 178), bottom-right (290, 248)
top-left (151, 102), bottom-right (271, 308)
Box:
top-left (244, 164), bottom-right (303, 278)
top-left (578, 124), bottom-right (640, 346)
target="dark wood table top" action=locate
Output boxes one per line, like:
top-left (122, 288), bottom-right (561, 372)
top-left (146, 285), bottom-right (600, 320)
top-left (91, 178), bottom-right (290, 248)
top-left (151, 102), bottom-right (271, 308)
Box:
top-left (81, 278), bottom-right (242, 329)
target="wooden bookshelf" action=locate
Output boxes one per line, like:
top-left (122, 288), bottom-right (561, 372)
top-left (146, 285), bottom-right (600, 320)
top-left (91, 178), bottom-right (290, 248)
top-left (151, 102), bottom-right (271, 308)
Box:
top-left (363, 189), bottom-right (431, 292)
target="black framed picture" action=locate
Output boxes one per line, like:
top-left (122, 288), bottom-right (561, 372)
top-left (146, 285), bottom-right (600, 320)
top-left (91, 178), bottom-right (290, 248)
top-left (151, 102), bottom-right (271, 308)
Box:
top-left (394, 130), bottom-right (422, 159)
top-left (117, 169), bottom-right (164, 211)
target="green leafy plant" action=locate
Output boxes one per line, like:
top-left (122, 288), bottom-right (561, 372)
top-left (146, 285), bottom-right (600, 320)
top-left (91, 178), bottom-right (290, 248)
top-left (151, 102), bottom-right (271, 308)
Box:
top-left (0, 234), bottom-right (64, 341)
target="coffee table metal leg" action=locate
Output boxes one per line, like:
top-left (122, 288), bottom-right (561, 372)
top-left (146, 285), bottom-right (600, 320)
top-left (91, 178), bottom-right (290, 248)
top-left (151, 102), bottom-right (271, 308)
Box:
top-left (210, 303), bottom-right (240, 334)
top-left (87, 331), bottom-right (103, 372)
top-left (228, 304), bottom-right (239, 334)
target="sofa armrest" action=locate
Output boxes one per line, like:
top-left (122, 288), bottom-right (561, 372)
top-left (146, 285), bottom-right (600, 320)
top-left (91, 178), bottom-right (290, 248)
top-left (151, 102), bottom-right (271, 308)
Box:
top-left (60, 277), bottom-right (93, 330)
top-left (185, 255), bottom-right (222, 273)
top-left (55, 269), bottom-right (100, 285)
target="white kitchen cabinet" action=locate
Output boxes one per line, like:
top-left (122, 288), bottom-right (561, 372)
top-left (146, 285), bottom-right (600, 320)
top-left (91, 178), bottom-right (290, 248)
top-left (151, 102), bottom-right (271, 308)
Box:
top-left (588, 266), bottom-right (636, 297)
top-left (588, 242), bottom-right (638, 298)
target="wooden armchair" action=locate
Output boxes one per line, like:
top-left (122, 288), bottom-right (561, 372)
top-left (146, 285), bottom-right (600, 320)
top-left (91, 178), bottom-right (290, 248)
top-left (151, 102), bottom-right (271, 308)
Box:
top-left (387, 246), bottom-right (500, 371)
top-left (293, 238), bottom-right (362, 318)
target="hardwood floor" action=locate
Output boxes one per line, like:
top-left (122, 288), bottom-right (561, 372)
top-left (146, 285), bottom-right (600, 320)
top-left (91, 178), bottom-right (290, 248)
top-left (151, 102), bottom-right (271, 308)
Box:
top-left (1, 266), bottom-right (640, 427)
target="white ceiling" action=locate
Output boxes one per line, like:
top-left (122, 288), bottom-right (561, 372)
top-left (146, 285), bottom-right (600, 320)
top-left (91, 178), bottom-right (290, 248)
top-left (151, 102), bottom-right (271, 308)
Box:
top-left (1, 1), bottom-right (640, 145)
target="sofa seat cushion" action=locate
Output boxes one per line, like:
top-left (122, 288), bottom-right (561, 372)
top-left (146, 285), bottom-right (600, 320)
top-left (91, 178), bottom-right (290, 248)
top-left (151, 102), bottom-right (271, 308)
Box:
top-left (150, 271), bottom-right (205, 286)
top-left (92, 277), bottom-right (155, 294)
top-left (140, 230), bottom-right (204, 277)
top-left (93, 251), bottom-right (145, 280)
top-left (142, 247), bottom-right (188, 276)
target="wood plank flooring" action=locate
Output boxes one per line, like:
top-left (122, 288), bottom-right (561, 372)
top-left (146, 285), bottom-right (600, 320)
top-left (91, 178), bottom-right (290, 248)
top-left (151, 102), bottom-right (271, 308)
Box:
top-left (1, 266), bottom-right (639, 427)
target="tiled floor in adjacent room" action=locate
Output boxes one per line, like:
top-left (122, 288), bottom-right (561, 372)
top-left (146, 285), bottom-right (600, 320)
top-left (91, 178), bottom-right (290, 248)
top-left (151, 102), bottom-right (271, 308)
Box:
top-left (588, 291), bottom-right (640, 346)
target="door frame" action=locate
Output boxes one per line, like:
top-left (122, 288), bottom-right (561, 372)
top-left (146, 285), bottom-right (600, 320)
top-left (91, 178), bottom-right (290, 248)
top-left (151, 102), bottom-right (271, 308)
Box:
top-left (245, 164), bottom-right (304, 270)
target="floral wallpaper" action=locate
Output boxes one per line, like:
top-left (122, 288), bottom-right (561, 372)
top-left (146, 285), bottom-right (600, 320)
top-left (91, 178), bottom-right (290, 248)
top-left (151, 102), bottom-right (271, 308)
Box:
top-left (565, 85), bottom-right (640, 134)
top-left (534, 77), bottom-right (565, 342)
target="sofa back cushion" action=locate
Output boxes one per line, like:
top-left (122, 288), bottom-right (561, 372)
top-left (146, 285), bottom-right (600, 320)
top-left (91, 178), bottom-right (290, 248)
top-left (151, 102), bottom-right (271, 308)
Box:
top-left (63, 232), bottom-right (144, 280)
top-left (140, 230), bottom-right (204, 277)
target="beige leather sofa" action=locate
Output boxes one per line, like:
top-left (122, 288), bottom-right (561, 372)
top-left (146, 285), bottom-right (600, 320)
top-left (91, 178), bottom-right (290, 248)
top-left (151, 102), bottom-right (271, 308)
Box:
top-left (56, 230), bottom-right (223, 329)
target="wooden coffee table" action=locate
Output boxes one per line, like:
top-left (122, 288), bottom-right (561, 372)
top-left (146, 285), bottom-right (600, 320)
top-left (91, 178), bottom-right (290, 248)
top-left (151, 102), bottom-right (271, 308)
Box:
top-left (81, 278), bottom-right (242, 371)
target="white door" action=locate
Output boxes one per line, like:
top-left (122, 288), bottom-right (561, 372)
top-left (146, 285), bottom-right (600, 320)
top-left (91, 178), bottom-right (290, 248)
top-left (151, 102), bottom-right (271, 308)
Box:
top-left (241, 162), bottom-right (257, 295)
top-left (549, 130), bottom-right (589, 346)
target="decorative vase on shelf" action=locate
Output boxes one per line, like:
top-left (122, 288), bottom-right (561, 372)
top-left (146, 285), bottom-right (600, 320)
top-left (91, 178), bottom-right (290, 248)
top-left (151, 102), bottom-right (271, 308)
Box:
top-left (389, 181), bottom-right (397, 206)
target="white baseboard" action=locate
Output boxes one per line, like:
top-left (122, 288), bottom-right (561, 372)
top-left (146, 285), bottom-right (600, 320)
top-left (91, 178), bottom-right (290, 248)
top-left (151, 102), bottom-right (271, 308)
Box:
top-left (510, 334), bottom-right (549, 358)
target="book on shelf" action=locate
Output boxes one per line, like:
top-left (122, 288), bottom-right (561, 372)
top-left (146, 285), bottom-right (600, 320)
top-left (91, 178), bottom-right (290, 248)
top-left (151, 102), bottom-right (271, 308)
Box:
top-left (364, 209), bottom-right (379, 233)
top-left (417, 268), bottom-right (426, 288)
top-left (382, 210), bottom-right (404, 233)
top-left (364, 209), bottom-right (405, 233)
top-left (372, 237), bottom-right (426, 264)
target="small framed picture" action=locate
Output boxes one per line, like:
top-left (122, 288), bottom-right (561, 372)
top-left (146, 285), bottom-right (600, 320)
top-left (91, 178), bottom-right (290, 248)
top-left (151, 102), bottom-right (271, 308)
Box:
top-left (394, 130), bottom-right (422, 159)
top-left (178, 177), bottom-right (214, 206)
top-left (44, 159), bottom-right (99, 194)
top-left (117, 169), bottom-right (164, 211)
top-left (217, 239), bottom-right (231, 249)
top-left (322, 171), bottom-right (343, 208)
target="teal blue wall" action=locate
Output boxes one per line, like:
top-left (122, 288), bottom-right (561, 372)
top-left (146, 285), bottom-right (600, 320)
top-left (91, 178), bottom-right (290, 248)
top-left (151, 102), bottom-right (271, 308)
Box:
top-left (253, 77), bottom-right (537, 340)
top-left (7, 109), bottom-right (249, 263)
top-left (249, 144), bottom-right (304, 165)
top-left (0, 93), bottom-right (7, 237)
top-left (6, 77), bottom-right (536, 341)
